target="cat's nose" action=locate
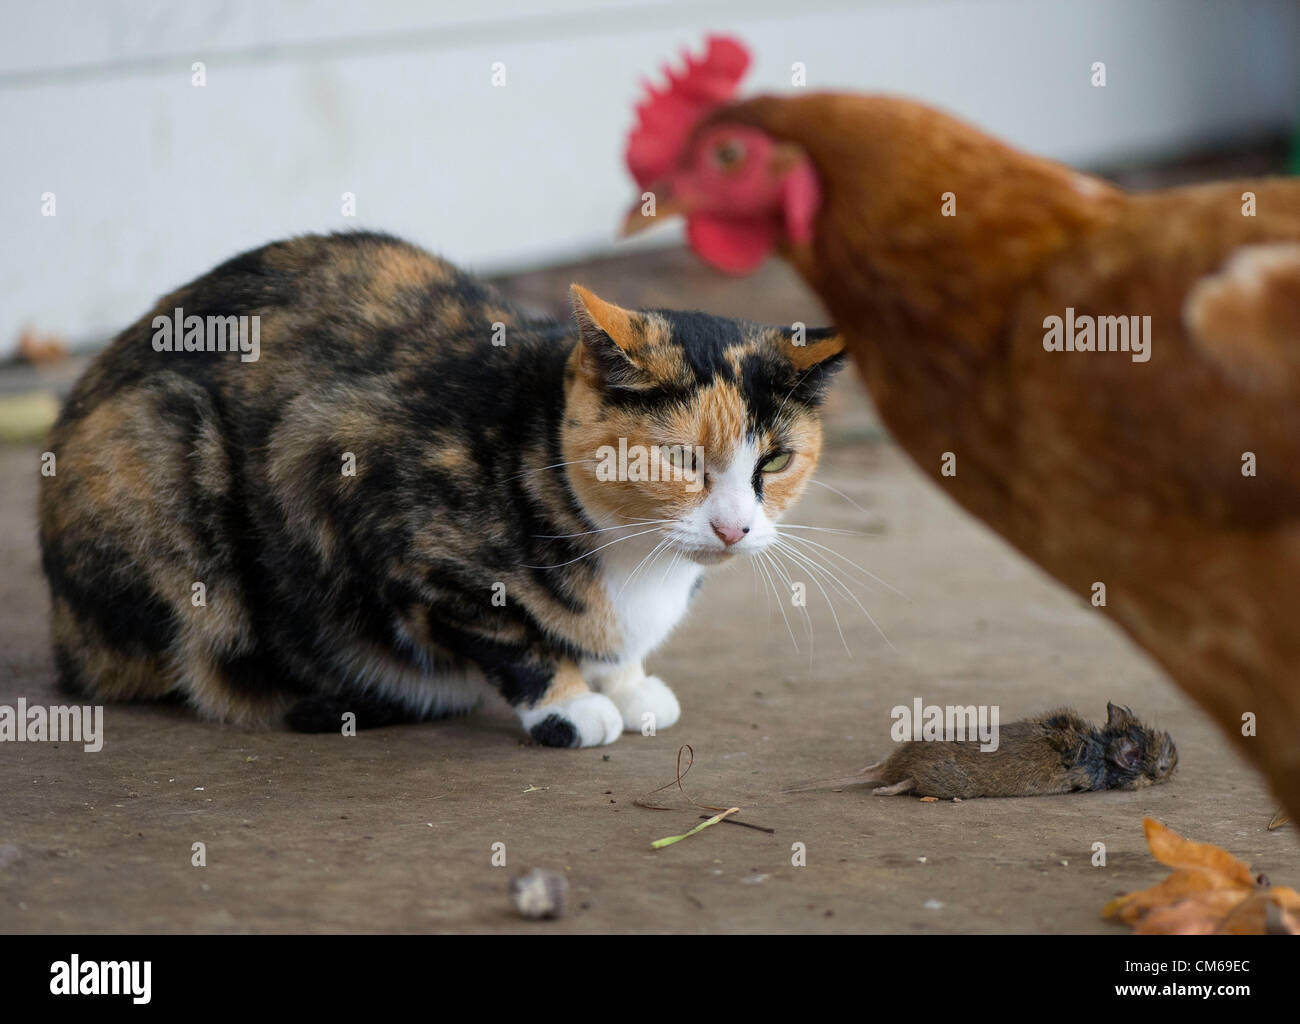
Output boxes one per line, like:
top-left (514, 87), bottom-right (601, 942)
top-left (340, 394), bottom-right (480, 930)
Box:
top-left (711, 520), bottom-right (750, 546)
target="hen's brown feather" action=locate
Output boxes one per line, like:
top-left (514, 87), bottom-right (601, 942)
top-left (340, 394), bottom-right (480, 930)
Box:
top-left (722, 92), bottom-right (1300, 822)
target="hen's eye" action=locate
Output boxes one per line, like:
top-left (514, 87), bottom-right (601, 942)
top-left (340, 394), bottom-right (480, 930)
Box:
top-left (714, 138), bottom-right (746, 169)
top-left (761, 452), bottom-right (792, 473)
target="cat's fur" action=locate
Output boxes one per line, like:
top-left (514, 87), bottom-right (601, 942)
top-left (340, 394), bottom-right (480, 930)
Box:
top-left (38, 232), bottom-right (844, 746)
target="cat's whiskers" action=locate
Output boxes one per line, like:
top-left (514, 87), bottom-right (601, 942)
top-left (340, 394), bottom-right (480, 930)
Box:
top-left (508, 458), bottom-right (598, 483)
top-left (611, 532), bottom-right (674, 604)
top-left (772, 538), bottom-right (864, 619)
top-left (773, 363), bottom-right (821, 425)
top-left (776, 530), bottom-right (909, 601)
top-left (772, 523), bottom-right (865, 537)
top-left (759, 546), bottom-right (818, 656)
top-left (658, 545), bottom-right (685, 587)
top-left (750, 548), bottom-right (796, 652)
top-left (771, 538), bottom-right (895, 652)
top-left (534, 518), bottom-right (674, 541)
top-left (806, 478), bottom-right (873, 516)
top-left (737, 516), bottom-right (903, 655)
top-left (518, 525), bottom-right (666, 569)
top-left (749, 551), bottom-right (772, 620)
top-left (767, 541), bottom-right (849, 656)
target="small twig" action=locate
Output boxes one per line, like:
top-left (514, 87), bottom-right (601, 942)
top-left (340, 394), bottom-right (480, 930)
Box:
top-left (651, 807), bottom-right (740, 849)
top-left (638, 745), bottom-right (753, 849)
top-left (700, 814), bottom-right (775, 835)
top-left (632, 744), bottom-right (730, 813)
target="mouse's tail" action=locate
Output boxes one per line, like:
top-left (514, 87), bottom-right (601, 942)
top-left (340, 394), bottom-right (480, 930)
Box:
top-left (782, 761), bottom-right (887, 794)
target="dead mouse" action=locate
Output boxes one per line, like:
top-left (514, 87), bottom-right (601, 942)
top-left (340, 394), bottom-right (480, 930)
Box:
top-left (783, 703), bottom-right (1177, 799)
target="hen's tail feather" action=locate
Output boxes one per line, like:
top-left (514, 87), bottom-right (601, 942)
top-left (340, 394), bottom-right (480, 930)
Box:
top-left (782, 761), bottom-right (886, 793)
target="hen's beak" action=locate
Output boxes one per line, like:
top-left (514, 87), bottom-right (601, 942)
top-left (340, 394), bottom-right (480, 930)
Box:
top-left (620, 182), bottom-right (690, 237)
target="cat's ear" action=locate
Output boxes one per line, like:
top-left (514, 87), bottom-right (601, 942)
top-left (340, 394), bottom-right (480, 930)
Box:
top-left (776, 326), bottom-right (846, 406)
top-left (570, 284), bottom-right (650, 386)
top-left (778, 326), bottom-right (846, 372)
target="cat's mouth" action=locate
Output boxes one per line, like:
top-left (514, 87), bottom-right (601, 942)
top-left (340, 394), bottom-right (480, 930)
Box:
top-left (680, 541), bottom-right (771, 566)
top-left (688, 548), bottom-right (735, 566)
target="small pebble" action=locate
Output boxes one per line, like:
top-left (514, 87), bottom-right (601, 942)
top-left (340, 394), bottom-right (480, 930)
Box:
top-left (510, 868), bottom-right (568, 920)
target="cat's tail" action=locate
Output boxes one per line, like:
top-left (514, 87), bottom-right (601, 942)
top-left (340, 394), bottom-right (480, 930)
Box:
top-left (781, 760), bottom-right (887, 794)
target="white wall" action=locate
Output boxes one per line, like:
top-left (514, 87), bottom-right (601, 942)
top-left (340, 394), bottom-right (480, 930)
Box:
top-left (1, 0), bottom-right (1296, 355)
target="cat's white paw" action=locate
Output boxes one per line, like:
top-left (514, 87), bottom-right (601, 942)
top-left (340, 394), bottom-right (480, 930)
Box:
top-left (520, 692), bottom-right (623, 748)
top-left (609, 675), bottom-right (681, 734)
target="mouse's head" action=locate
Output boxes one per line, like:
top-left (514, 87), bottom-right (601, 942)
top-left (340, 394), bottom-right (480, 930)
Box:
top-left (1102, 702), bottom-right (1177, 789)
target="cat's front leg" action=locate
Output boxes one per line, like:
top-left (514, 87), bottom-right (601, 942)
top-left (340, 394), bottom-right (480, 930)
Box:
top-left (514, 659), bottom-right (623, 748)
top-left (584, 662), bottom-right (681, 735)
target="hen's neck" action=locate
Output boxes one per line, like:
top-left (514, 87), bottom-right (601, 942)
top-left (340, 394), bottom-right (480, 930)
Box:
top-left (751, 94), bottom-right (1126, 524)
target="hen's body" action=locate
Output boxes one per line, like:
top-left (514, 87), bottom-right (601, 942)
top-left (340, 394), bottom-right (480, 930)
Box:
top-left (722, 94), bottom-right (1300, 820)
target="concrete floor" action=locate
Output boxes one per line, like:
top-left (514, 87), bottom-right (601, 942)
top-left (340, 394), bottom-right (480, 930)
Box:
top-left (1, 426), bottom-right (1295, 933)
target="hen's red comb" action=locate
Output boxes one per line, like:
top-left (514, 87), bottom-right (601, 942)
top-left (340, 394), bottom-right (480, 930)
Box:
top-left (625, 35), bottom-right (751, 189)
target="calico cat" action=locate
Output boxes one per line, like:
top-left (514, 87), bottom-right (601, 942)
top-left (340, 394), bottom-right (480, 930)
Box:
top-left (38, 232), bottom-right (845, 746)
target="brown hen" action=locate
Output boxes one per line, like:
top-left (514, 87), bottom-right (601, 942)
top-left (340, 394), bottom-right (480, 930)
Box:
top-left (625, 46), bottom-right (1300, 821)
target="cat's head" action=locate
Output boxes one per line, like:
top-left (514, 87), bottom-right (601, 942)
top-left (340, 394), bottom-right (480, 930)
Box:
top-left (563, 285), bottom-right (845, 565)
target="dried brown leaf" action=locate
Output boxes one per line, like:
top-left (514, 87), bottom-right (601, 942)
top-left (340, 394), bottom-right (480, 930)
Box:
top-left (1106, 819), bottom-right (1298, 935)
top-left (1143, 818), bottom-right (1255, 887)
top-left (1103, 866), bottom-right (1237, 923)
top-left (1133, 891), bottom-right (1247, 935)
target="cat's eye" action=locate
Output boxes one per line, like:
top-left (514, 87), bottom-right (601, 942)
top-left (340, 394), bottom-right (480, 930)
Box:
top-left (761, 452), bottom-right (792, 473)
top-left (714, 138), bottom-right (746, 169)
